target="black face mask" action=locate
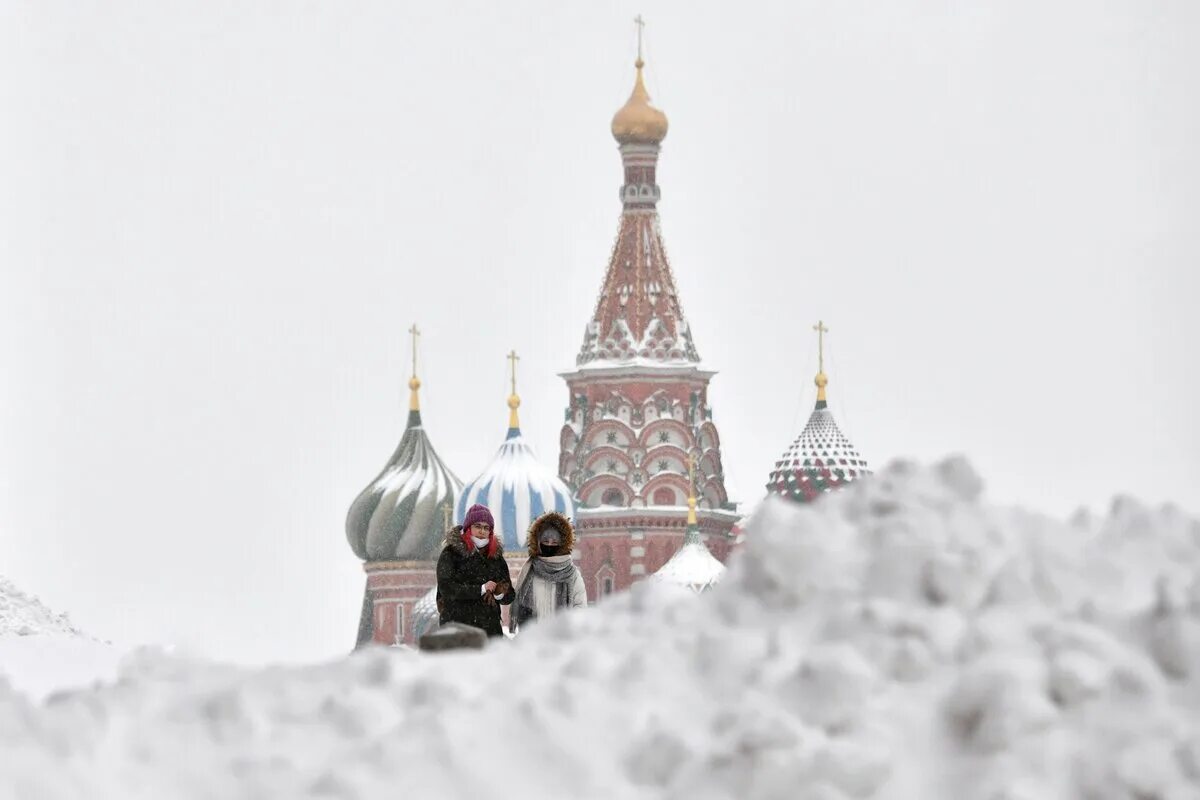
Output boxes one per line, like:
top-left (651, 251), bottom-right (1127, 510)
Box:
top-left (540, 545), bottom-right (560, 557)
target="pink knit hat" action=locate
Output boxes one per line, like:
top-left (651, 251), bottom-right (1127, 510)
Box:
top-left (462, 504), bottom-right (494, 531)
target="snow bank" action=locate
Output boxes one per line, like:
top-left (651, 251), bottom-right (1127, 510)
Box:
top-left (0, 577), bottom-right (127, 702)
top-left (2, 457), bottom-right (1198, 799)
top-left (0, 576), bottom-right (82, 637)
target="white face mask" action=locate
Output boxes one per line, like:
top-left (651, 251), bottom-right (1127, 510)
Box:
top-left (471, 535), bottom-right (490, 549)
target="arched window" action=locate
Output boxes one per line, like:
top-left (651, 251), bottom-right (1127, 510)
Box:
top-left (653, 487), bottom-right (674, 506)
top-left (596, 564), bottom-right (616, 598)
top-left (601, 488), bottom-right (625, 506)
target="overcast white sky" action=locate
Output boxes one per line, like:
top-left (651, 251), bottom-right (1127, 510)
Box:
top-left (2, 1), bottom-right (1197, 664)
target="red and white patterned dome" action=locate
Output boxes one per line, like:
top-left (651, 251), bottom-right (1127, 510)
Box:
top-left (766, 324), bottom-right (871, 503)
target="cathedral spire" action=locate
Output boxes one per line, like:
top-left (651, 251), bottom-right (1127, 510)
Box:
top-left (575, 30), bottom-right (697, 367)
top-left (559, 24), bottom-right (739, 597)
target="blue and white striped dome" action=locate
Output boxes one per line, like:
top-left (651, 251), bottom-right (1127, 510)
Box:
top-left (455, 400), bottom-right (574, 552)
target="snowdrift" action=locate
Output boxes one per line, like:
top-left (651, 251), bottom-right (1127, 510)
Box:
top-left (0, 576), bottom-right (82, 638)
top-left (0, 577), bottom-right (126, 703)
top-left (2, 457), bottom-right (1198, 799)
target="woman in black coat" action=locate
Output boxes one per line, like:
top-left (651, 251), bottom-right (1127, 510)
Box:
top-left (436, 504), bottom-right (513, 637)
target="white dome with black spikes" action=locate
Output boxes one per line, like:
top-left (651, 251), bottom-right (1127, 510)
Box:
top-left (766, 322), bottom-right (871, 504)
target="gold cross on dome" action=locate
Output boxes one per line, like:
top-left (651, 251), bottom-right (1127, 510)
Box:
top-left (813, 320), bottom-right (829, 374)
top-left (408, 324), bottom-right (421, 379)
top-left (634, 15), bottom-right (646, 62)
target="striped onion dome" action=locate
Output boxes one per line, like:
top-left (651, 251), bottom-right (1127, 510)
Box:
top-left (766, 370), bottom-right (870, 503)
top-left (346, 377), bottom-right (463, 562)
top-left (655, 498), bottom-right (725, 593)
top-left (411, 586), bottom-right (440, 641)
top-left (455, 391), bottom-right (574, 552)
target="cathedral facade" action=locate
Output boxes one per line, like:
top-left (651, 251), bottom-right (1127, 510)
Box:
top-left (344, 35), bottom-right (873, 647)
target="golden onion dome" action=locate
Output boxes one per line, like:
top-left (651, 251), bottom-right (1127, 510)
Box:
top-left (611, 59), bottom-right (669, 145)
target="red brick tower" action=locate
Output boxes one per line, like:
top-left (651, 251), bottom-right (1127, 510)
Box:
top-left (558, 29), bottom-right (738, 599)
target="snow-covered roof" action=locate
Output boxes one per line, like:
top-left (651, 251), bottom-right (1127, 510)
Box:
top-left (561, 357), bottom-right (714, 379)
top-left (653, 507), bottom-right (726, 594)
top-left (575, 203), bottom-right (702, 367)
top-left (574, 505), bottom-right (742, 526)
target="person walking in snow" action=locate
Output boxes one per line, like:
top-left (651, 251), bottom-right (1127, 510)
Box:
top-left (436, 503), bottom-right (513, 637)
top-left (511, 511), bottom-right (587, 634)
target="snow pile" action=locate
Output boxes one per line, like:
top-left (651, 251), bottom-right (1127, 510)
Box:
top-left (0, 576), bottom-right (82, 637)
top-left (2, 457), bottom-right (1199, 799)
top-left (0, 576), bottom-right (128, 703)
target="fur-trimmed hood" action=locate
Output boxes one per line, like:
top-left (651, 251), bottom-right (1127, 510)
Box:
top-left (526, 511), bottom-right (576, 558)
top-left (443, 525), bottom-right (505, 559)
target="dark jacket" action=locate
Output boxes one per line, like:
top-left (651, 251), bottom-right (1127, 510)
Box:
top-left (436, 526), bottom-right (513, 637)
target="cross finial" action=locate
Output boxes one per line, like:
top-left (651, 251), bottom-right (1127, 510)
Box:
top-left (408, 324), bottom-right (421, 379)
top-left (634, 14), bottom-right (645, 65)
top-left (812, 320), bottom-right (830, 405)
top-left (506, 350), bottom-right (522, 430)
top-left (813, 320), bottom-right (828, 374)
top-left (407, 323), bottom-right (422, 412)
top-left (507, 350), bottom-right (520, 396)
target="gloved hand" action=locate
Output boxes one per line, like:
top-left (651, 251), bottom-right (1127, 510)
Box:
top-left (483, 591), bottom-right (497, 607)
top-left (493, 581), bottom-right (511, 597)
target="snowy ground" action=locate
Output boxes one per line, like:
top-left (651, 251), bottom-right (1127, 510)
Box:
top-left (2, 457), bottom-right (1198, 799)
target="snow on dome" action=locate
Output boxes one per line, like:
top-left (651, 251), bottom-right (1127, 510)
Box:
top-left (346, 407), bottom-right (462, 562)
top-left (653, 532), bottom-right (725, 593)
top-left (455, 423), bottom-right (574, 552)
top-left (767, 404), bottom-right (871, 503)
top-left (4, 458), bottom-right (1200, 799)
top-left (655, 496), bottom-right (726, 594)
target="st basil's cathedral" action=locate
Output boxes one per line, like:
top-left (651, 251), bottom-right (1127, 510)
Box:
top-left (345, 31), bottom-right (871, 647)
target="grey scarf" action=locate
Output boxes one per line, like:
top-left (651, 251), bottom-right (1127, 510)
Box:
top-left (513, 557), bottom-right (575, 632)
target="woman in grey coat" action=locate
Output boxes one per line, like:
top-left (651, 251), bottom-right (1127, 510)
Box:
top-left (511, 511), bottom-right (587, 634)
